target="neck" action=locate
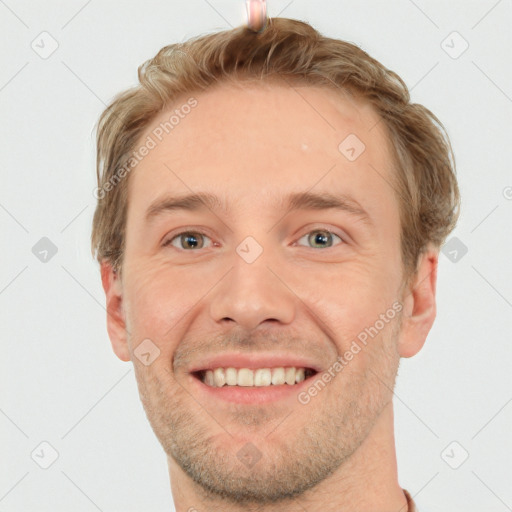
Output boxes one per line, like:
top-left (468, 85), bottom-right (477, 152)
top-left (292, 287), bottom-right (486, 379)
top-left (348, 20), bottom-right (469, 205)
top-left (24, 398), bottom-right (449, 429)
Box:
top-left (168, 402), bottom-right (408, 512)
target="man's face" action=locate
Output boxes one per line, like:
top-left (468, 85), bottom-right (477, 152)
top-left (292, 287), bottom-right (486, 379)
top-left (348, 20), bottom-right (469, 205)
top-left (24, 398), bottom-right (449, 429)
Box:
top-left (113, 82), bottom-right (409, 504)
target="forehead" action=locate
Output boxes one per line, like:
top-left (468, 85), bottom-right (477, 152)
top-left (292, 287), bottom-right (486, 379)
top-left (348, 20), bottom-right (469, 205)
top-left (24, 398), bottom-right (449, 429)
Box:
top-left (127, 81), bottom-right (398, 228)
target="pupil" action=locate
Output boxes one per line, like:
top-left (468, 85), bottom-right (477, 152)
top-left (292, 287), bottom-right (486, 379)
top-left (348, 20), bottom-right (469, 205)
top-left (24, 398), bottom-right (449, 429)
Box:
top-left (183, 233), bottom-right (201, 249)
top-left (312, 231), bottom-right (331, 248)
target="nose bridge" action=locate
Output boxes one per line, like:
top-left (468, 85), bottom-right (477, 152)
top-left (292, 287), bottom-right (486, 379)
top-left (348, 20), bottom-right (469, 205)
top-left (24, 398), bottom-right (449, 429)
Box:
top-left (209, 237), bottom-right (296, 330)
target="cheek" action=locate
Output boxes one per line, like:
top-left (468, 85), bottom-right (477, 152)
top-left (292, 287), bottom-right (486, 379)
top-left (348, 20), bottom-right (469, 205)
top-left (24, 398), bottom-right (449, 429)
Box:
top-left (302, 259), bottom-right (398, 352)
top-left (307, 257), bottom-right (387, 306)
top-left (122, 259), bottom-right (215, 345)
top-left (123, 263), bottom-right (183, 341)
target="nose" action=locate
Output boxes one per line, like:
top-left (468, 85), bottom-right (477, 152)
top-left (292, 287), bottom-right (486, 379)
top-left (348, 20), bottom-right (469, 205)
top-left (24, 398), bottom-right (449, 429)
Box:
top-left (209, 249), bottom-right (296, 331)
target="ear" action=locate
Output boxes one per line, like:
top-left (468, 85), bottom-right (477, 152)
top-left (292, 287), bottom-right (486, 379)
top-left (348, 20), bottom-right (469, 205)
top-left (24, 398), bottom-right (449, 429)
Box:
top-left (397, 246), bottom-right (439, 358)
top-left (100, 261), bottom-right (131, 362)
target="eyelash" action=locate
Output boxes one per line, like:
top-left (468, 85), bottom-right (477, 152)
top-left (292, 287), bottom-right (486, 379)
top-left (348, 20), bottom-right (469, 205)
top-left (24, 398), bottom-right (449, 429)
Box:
top-left (162, 227), bottom-right (345, 251)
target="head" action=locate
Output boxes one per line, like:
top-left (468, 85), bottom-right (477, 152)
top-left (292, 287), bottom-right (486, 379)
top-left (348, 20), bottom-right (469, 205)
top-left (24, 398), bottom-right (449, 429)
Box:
top-left (92, 18), bottom-right (460, 506)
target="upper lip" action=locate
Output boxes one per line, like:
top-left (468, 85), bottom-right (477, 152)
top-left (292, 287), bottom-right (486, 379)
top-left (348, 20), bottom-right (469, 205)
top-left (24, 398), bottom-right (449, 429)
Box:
top-left (188, 352), bottom-right (322, 373)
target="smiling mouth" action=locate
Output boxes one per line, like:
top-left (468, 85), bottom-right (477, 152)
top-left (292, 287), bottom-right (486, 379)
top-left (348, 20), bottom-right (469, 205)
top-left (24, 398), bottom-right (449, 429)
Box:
top-left (192, 367), bottom-right (318, 388)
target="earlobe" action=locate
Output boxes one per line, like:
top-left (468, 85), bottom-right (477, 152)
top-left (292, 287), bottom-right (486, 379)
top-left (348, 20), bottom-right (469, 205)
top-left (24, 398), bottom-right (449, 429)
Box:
top-left (397, 247), bottom-right (439, 358)
top-left (100, 261), bottom-right (131, 362)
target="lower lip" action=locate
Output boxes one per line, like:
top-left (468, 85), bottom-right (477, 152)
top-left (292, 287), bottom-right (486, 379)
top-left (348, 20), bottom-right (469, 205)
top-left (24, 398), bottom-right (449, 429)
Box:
top-left (189, 373), bottom-right (315, 405)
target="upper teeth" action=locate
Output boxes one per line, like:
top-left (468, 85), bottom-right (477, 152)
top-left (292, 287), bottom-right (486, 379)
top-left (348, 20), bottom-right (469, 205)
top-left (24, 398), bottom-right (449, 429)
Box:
top-left (202, 367), bottom-right (307, 387)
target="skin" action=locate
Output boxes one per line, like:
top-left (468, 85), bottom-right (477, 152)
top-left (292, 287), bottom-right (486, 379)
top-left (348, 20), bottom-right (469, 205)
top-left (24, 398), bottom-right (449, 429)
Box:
top-left (101, 80), bottom-right (438, 512)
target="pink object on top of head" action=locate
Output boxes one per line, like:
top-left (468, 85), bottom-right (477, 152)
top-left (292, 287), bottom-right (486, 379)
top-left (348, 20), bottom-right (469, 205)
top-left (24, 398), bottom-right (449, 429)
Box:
top-left (246, 0), bottom-right (268, 33)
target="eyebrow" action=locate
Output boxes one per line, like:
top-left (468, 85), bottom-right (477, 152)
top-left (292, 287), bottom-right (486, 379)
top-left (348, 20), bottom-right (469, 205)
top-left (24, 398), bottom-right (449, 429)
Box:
top-left (145, 191), bottom-right (373, 227)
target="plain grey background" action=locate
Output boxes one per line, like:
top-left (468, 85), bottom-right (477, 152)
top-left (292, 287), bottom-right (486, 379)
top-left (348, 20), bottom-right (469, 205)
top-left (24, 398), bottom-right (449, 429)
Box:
top-left (1, 0), bottom-right (511, 511)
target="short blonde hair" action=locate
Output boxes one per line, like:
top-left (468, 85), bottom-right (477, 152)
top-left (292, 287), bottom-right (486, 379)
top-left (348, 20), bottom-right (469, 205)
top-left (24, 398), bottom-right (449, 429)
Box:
top-left (91, 17), bottom-right (460, 284)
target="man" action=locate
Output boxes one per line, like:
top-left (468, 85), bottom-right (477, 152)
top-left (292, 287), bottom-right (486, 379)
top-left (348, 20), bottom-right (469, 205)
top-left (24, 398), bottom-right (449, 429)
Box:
top-left (91, 17), bottom-right (460, 512)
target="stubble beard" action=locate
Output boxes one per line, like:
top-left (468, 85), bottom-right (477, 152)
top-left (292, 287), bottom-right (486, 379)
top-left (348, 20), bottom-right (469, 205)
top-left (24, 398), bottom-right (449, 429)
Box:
top-left (132, 319), bottom-right (401, 506)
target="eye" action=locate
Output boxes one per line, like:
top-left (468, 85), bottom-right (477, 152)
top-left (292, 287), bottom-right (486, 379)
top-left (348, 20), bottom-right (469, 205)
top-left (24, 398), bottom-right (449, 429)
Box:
top-left (162, 228), bottom-right (344, 252)
top-left (296, 229), bottom-right (344, 249)
top-left (163, 231), bottom-right (213, 250)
